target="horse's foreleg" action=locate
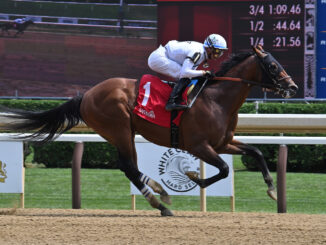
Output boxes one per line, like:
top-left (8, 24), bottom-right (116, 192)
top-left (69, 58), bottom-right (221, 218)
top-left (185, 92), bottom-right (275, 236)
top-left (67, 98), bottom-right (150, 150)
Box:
top-left (186, 144), bottom-right (229, 188)
top-left (118, 153), bottom-right (173, 216)
top-left (186, 155), bottom-right (229, 188)
top-left (223, 140), bottom-right (277, 201)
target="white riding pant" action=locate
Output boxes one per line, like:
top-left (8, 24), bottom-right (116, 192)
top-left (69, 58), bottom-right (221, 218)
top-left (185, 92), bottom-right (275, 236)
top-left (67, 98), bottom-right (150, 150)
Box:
top-left (148, 45), bottom-right (181, 80)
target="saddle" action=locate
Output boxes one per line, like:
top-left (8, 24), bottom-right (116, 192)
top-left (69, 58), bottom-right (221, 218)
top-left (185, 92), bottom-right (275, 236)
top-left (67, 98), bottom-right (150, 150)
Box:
top-left (133, 74), bottom-right (207, 147)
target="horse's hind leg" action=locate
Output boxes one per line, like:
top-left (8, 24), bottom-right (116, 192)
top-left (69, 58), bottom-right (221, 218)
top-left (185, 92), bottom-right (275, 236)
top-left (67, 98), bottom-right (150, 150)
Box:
top-left (222, 140), bottom-right (277, 201)
top-left (125, 140), bottom-right (171, 205)
top-left (117, 151), bottom-right (173, 216)
top-left (114, 128), bottom-right (172, 216)
top-left (138, 173), bottom-right (171, 205)
top-left (126, 136), bottom-right (171, 205)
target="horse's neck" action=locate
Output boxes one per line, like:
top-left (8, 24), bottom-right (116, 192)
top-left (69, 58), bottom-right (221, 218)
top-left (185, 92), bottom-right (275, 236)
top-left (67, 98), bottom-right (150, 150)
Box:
top-left (209, 55), bottom-right (260, 114)
top-left (228, 55), bottom-right (261, 83)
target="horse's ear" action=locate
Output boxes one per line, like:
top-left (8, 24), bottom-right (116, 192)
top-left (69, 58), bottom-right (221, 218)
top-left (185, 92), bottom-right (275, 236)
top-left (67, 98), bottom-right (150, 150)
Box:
top-left (258, 44), bottom-right (264, 51)
top-left (252, 45), bottom-right (267, 58)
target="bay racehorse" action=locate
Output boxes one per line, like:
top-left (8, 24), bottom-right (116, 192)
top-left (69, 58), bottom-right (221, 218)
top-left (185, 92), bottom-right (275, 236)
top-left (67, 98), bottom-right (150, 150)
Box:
top-left (0, 45), bottom-right (298, 216)
top-left (0, 19), bottom-right (34, 37)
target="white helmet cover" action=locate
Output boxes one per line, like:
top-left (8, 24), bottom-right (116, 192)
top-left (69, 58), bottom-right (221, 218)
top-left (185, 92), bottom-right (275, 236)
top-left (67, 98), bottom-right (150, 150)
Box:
top-left (204, 34), bottom-right (228, 50)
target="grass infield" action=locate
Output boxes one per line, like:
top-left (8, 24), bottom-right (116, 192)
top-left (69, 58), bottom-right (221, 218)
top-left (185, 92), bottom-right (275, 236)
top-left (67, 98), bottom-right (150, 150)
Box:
top-left (1, 158), bottom-right (326, 214)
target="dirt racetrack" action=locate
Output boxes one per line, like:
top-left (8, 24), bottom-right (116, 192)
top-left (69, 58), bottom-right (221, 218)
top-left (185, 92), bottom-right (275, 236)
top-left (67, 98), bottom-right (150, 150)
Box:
top-left (0, 208), bottom-right (325, 244)
top-left (0, 31), bottom-right (155, 97)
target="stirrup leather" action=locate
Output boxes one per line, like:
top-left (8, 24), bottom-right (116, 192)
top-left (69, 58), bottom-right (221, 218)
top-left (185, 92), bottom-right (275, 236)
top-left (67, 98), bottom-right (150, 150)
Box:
top-left (165, 101), bottom-right (188, 111)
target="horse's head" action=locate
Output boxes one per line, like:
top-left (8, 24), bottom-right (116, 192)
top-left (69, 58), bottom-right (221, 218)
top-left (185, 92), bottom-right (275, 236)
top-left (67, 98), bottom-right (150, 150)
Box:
top-left (253, 45), bottom-right (298, 98)
top-left (25, 19), bottom-right (34, 25)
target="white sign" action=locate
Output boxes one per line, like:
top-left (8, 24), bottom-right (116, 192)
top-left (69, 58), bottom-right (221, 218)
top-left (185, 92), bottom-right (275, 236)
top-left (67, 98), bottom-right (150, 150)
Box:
top-left (131, 143), bottom-right (233, 197)
top-left (0, 142), bottom-right (24, 193)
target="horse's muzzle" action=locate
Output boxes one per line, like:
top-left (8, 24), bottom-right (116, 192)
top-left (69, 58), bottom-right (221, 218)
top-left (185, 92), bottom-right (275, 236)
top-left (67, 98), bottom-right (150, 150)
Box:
top-left (281, 84), bottom-right (298, 98)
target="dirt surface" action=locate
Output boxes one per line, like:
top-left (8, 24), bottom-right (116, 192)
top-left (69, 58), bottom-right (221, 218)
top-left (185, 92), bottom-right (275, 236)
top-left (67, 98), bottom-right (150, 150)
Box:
top-left (0, 208), bottom-right (325, 245)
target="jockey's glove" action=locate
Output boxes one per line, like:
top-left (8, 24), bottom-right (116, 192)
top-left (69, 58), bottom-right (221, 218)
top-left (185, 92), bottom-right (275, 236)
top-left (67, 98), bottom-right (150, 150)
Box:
top-left (203, 70), bottom-right (214, 79)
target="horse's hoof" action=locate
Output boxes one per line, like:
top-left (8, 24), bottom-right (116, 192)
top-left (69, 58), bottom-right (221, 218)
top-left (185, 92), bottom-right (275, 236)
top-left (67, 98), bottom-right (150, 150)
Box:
top-left (185, 171), bottom-right (199, 181)
top-left (267, 188), bottom-right (277, 201)
top-left (160, 190), bottom-right (172, 205)
top-left (161, 208), bottom-right (174, 216)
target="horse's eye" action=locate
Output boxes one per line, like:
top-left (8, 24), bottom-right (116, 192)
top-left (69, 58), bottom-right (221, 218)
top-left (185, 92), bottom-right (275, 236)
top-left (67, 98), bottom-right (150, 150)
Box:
top-left (269, 63), bottom-right (278, 74)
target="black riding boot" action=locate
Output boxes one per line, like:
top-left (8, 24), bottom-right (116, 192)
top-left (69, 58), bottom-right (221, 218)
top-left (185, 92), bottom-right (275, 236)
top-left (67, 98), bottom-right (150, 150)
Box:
top-left (165, 78), bottom-right (190, 111)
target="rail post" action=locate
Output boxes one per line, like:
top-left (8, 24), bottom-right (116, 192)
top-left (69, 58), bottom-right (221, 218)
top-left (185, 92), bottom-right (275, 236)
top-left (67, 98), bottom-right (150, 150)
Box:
top-left (277, 144), bottom-right (288, 213)
top-left (200, 160), bottom-right (206, 212)
top-left (72, 141), bottom-right (84, 209)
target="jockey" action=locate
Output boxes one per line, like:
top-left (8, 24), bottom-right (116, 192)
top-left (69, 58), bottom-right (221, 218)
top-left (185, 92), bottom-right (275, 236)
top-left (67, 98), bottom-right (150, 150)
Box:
top-left (148, 33), bottom-right (228, 111)
top-left (13, 18), bottom-right (26, 28)
top-left (14, 18), bottom-right (26, 24)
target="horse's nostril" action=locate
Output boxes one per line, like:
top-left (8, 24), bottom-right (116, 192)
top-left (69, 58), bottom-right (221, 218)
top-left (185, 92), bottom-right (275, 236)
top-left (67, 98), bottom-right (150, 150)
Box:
top-left (290, 84), bottom-right (298, 92)
top-left (288, 86), bottom-right (298, 97)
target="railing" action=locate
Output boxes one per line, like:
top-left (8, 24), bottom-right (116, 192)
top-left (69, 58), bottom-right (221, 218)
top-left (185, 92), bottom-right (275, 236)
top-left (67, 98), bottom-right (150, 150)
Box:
top-left (2, 113), bottom-right (326, 212)
top-left (0, 132), bottom-right (325, 213)
top-left (59, 113), bottom-right (326, 134)
top-left (3, 113), bottom-right (326, 133)
top-left (0, 13), bottom-right (157, 30)
top-left (12, 0), bottom-right (156, 6)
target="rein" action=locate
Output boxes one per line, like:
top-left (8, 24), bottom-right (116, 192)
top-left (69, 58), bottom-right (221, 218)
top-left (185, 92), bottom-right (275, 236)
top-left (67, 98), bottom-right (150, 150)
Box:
top-left (187, 76), bottom-right (272, 109)
top-left (212, 52), bottom-right (292, 91)
top-left (212, 76), bottom-right (275, 89)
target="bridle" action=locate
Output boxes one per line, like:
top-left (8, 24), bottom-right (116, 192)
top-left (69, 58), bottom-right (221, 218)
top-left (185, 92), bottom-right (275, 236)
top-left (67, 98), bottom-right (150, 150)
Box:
top-left (212, 52), bottom-right (292, 97)
top-left (255, 51), bottom-right (291, 86)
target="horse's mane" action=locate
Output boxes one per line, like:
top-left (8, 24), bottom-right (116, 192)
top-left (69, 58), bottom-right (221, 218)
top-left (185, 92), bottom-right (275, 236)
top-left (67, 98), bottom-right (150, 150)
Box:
top-left (215, 52), bottom-right (254, 76)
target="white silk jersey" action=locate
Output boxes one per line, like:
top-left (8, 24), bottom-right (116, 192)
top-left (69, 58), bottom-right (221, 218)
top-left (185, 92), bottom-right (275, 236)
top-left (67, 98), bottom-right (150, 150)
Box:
top-left (148, 40), bottom-right (208, 80)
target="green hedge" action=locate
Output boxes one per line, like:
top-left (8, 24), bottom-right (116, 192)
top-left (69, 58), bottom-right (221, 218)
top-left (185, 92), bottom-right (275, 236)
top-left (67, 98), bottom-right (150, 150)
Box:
top-left (32, 141), bottom-right (118, 168)
top-left (0, 99), bottom-right (64, 111)
top-left (238, 102), bottom-right (326, 114)
top-left (241, 144), bottom-right (326, 173)
top-left (2, 99), bottom-right (326, 172)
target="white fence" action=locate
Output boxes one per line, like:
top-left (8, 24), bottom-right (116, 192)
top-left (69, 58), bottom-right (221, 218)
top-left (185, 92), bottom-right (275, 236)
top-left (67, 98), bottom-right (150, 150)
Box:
top-left (2, 133), bottom-right (326, 145)
top-left (0, 13), bottom-right (157, 30)
top-left (1, 113), bottom-right (326, 212)
top-left (0, 133), bottom-right (326, 212)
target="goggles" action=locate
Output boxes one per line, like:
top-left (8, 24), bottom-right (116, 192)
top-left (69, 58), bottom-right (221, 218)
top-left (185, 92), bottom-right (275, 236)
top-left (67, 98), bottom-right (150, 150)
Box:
top-left (212, 48), bottom-right (224, 59)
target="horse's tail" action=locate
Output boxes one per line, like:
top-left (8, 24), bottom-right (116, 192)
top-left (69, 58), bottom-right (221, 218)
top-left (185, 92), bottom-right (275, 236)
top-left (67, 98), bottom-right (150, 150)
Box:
top-left (0, 95), bottom-right (83, 142)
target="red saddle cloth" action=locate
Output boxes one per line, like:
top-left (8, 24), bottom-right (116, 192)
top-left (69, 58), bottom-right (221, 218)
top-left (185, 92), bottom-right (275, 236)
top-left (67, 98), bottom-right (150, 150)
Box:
top-left (133, 74), bottom-right (186, 128)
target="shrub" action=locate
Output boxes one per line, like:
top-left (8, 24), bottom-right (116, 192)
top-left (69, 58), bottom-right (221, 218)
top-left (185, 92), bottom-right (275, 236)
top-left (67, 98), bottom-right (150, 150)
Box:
top-left (32, 141), bottom-right (118, 168)
top-left (241, 144), bottom-right (326, 173)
